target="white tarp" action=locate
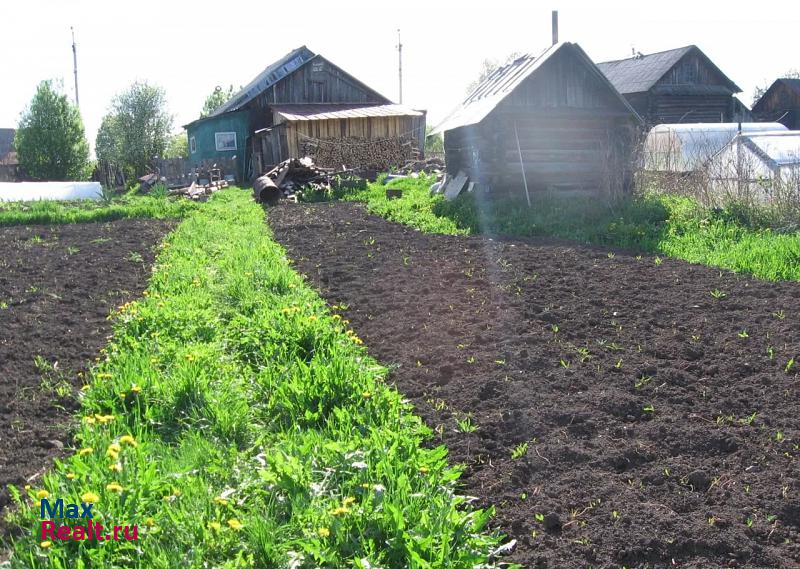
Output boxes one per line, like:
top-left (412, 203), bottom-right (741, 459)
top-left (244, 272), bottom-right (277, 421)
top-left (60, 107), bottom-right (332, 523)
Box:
top-left (0, 182), bottom-right (103, 202)
top-left (643, 123), bottom-right (788, 172)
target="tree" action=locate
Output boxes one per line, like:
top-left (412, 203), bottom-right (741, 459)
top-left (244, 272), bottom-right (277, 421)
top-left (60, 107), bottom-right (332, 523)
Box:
top-left (96, 82), bottom-right (173, 178)
top-left (466, 52), bottom-right (523, 95)
top-left (425, 125), bottom-right (443, 155)
top-left (201, 85), bottom-right (237, 118)
top-left (164, 133), bottom-right (188, 159)
top-left (752, 69), bottom-right (800, 106)
top-left (14, 80), bottom-right (91, 181)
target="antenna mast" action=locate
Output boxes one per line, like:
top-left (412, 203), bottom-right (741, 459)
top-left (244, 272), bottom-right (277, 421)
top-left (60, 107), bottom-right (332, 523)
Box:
top-left (71, 27), bottom-right (79, 108)
top-left (397, 29), bottom-right (403, 103)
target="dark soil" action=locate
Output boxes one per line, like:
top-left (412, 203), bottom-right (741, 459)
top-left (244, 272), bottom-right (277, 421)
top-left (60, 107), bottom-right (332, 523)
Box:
top-left (269, 202), bottom-right (800, 569)
top-left (0, 219), bottom-right (172, 515)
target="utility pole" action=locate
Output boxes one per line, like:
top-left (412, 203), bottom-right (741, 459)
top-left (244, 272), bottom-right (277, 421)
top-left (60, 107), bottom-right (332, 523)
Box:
top-left (71, 27), bottom-right (79, 108)
top-left (397, 29), bottom-right (403, 104)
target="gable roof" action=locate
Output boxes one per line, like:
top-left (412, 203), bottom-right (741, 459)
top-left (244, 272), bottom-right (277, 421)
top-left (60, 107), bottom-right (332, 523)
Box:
top-left (432, 42), bottom-right (640, 135)
top-left (597, 45), bottom-right (740, 95)
top-left (752, 78), bottom-right (800, 113)
top-left (0, 128), bottom-right (15, 158)
top-left (210, 46), bottom-right (316, 117)
top-left (271, 103), bottom-right (422, 123)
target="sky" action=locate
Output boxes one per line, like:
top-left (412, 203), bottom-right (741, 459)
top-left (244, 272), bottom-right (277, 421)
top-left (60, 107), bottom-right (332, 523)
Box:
top-left (2, 0), bottom-right (799, 155)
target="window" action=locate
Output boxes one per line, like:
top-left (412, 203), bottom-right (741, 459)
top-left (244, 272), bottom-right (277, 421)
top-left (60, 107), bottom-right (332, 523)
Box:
top-left (215, 132), bottom-right (237, 151)
top-left (190, 136), bottom-right (197, 154)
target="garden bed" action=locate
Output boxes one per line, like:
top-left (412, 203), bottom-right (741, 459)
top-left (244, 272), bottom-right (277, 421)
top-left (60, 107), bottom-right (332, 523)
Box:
top-left (270, 201), bottom-right (800, 568)
top-left (0, 220), bottom-right (173, 515)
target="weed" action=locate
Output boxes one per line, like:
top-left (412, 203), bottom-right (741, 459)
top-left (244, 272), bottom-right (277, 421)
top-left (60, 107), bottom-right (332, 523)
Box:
top-left (773, 310), bottom-right (786, 320)
top-left (710, 289), bottom-right (727, 299)
top-left (511, 442), bottom-right (529, 460)
top-left (654, 256), bottom-right (663, 266)
top-left (560, 359), bottom-right (571, 369)
top-left (786, 358), bottom-right (796, 373)
top-left (614, 358), bottom-right (623, 369)
top-left (738, 330), bottom-right (749, 339)
top-left (643, 404), bottom-right (655, 414)
top-left (457, 415), bottom-right (478, 433)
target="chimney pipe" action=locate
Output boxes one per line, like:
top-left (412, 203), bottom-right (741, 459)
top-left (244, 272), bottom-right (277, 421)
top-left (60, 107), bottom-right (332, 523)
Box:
top-left (552, 11), bottom-right (558, 45)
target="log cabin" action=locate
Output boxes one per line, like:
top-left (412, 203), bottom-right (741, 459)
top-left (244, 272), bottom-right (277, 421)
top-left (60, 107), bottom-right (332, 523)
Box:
top-left (751, 78), bottom-right (800, 130)
top-left (596, 45), bottom-right (744, 126)
top-left (184, 46), bottom-right (425, 180)
top-left (433, 42), bottom-right (642, 196)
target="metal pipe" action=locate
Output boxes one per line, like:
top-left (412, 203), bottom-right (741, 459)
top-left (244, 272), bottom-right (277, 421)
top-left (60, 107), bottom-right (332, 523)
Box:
top-left (71, 27), bottom-right (79, 108)
top-left (552, 11), bottom-right (558, 45)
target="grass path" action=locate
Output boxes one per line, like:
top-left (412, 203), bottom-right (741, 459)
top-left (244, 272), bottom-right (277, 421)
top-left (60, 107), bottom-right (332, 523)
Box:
top-left (5, 189), bottom-right (511, 568)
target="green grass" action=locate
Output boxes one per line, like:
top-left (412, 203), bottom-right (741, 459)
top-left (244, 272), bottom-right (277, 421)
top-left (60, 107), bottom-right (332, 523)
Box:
top-left (327, 175), bottom-right (800, 281)
top-left (4, 189), bottom-right (512, 568)
top-left (0, 194), bottom-right (199, 226)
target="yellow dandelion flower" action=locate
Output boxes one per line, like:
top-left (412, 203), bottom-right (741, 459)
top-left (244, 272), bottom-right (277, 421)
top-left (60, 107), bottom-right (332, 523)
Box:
top-left (96, 372), bottom-right (112, 380)
top-left (36, 490), bottom-right (50, 500)
top-left (109, 463), bottom-right (122, 473)
top-left (66, 473), bottom-right (76, 480)
top-left (227, 519), bottom-right (244, 530)
top-left (24, 485), bottom-right (31, 491)
top-left (130, 385), bottom-right (142, 394)
top-left (40, 541), bottom-right (52, 549)
top-left (172, 489), bottom-right (182, 497)
top-left (281, 307), bottom-right (291, 314)
top-left (330, 506), bottom-right (350, 516)
top-left (83, 416), bottom-right (97, 425)
top-left (214, 497), bottom-right (229, 506)
top-left (208, 521), bottom-right (221, 531)
top-left (145, 517), bottom-right (156, 527)
top-left (81, 492), bottom-right (99, 503)
top-left (362, 391), bottom-right (372, 399)
top-left (119, 435), bottom-right (137, 447)
top-left (107, 443), bottom-right (121, 453)
top-left (342, 496), bottom-right (356, 507)
top-left (317, 527), bottom-right (331, 538)
top-left (332, 314), bottom-right (341, 320)
top-left (419, 466), bottom-right (429, 475)
top-left (106, 483), bottom-right (123, 493)
top-left (78, 448), bottom-right (93, 457)
top-left (185, 354), bottom-right (195, 362)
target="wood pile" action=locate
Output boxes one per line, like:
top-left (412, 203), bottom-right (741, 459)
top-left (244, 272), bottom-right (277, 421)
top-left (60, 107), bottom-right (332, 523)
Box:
top-left (397, 156), bottom-right (445, 175)
top-left (300, 136), bottom-right (418, 170)
top-left (254, 157), bottom-right (335, 203)
top-left (168, 180), bottom-right (228, 201)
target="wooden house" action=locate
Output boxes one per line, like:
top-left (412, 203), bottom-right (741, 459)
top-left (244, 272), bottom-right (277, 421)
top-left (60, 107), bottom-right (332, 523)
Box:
top-left (597, 45), bottom-right (743, 125)
top-left (433, 42), bottom-right (642, 195)
top-left (184, 46), bottom-right (425, 180)
top-left (751, 78), bottom-right (800, 130)
top-left (0, 128), bottom-right (19, 182)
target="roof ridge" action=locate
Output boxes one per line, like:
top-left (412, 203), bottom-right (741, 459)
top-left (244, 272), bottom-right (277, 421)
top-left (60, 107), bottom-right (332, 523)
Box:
top-left (597, 44), bottom-right (694, 65)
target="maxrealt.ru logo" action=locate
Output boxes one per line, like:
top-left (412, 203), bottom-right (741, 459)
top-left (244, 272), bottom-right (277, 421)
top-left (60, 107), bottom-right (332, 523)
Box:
top-left (40, 497), bottom-right (138, 545)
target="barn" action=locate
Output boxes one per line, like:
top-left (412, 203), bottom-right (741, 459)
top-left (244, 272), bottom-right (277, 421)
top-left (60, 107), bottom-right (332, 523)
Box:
top-left (184, 46), bottom-right (425, 180)
top-left (751, 78), bottom-right (800, 130)
top-left (433, 41), bottom-right (642, 196)
top-left (596, 45), bottom-right (745, 126)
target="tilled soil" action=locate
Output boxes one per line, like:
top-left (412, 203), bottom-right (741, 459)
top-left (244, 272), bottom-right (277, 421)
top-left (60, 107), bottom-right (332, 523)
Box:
top-left (0, 219), bottom-right (172, 516)
top-left (270, 202), bottom-right (800, 569)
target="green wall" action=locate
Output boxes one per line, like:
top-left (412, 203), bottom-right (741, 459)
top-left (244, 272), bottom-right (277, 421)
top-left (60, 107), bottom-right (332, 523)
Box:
top-left (186, 111), bottom-right (249, 181)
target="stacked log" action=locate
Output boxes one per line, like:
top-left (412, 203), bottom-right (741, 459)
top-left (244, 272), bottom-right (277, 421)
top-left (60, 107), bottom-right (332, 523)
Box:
top-left (301, 136), bottom-right (418, 170)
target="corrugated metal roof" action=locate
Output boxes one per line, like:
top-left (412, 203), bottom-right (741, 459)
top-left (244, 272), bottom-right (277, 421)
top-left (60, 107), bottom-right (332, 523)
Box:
top-left (272, 103), bottom-right (423, 122)
top-left (597, 45), bottom-right (740, 95)
top-left (432, 42), bottom-right (640, 135)
top-left (209, 46), bottom-right (316, 117)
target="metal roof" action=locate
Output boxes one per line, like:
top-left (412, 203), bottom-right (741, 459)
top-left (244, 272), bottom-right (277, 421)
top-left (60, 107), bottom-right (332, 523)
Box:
top-left (272, 103), bottom-right (423, 122)
top-left (597, 45), bottom-right (740, 95)
top-left (209, 46), bottom-right (316, 117)
top-left (432, 42), bottom-right (640, 135)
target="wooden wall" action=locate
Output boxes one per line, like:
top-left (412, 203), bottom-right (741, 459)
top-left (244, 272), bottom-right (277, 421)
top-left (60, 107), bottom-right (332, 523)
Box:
top-left (443, 47), bottom-right (639, 196)
top-left (752, 83), bottom-right (800, 129)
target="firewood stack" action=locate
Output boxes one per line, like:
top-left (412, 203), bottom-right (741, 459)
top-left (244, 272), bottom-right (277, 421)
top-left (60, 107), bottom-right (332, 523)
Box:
top-left (300, 137), bottom-right (418, 170)
top-left (254, 157), bottom-right (332, 203)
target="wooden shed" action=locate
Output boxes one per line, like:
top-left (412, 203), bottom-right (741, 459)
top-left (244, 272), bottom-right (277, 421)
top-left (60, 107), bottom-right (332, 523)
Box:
top-left (0, 128), bottom-right (19, 182)
top-left (185, 46), bottom-right (425, 179)
top-left (752, 78), bottom-right (800, 130)
top-left (433, 42), bottom-right (642, 195)
top-left (597, 45), bottom-right (743, 126)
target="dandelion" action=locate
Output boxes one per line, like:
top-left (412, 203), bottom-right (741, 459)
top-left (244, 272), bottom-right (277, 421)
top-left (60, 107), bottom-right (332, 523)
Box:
top-left (227, 519), bottom-right (244, 530)
top-left (185, 353), bottom-right (195, 362)
top-left (83, 416), bottom-right (97, 425)
top-left (172, 489), bottom-right (182, 497)
top-left (317, 527), bottom-right (330, 538)
top-left (362, 391), bottom-right (372, 399)
top-left (36, 490), bottom-right (50, 500)
top-left (108, 443), bottom-right (121, 453)
top-left (66, 473), bottom-right (76, 480)
top-left (130, 385), bottom-right (142, 394)
top-left (24, 485), bottom-right (31, 491)
top-left (419, 466), bottom-right (429, 475)
top-left (214, 497), bottom-right (229, 506)
top-left (342, 496), bottom-right (356, 507)
top-left (145, 518), bottom-right (156, 527)
top-left (78, 448), bottom-right (94, 457)
top-left (119, 435), bottom-right (137, 447)
top-left (106, 483), bottom-right (123, 494)
top-left (96, 414), bottom-right (115, 424)
top-left (81, 492), bottom-right (99, 503)
top-left (40, 541), bottom-right (52, 549)
top-left (96, 372), bottom-right (112, 380)
top-left (109, 463), bottom-right (122, 473)
top-left (330, 506), bottom-right (350, 516)
top-left (308, 315), bottom-right (318, 322)
top-left (208, 521), bottom-right (221, 531)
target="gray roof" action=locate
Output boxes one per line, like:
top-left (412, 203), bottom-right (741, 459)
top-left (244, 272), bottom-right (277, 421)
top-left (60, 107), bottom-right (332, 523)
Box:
top-left (0, 128), bottom-right (14, 157)
top-left (433, 42), bottom-right (640, 135)
top-left (597, 45), bottom-right (740, 95)
top-left (209, 45), bottom-right (316, 117)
